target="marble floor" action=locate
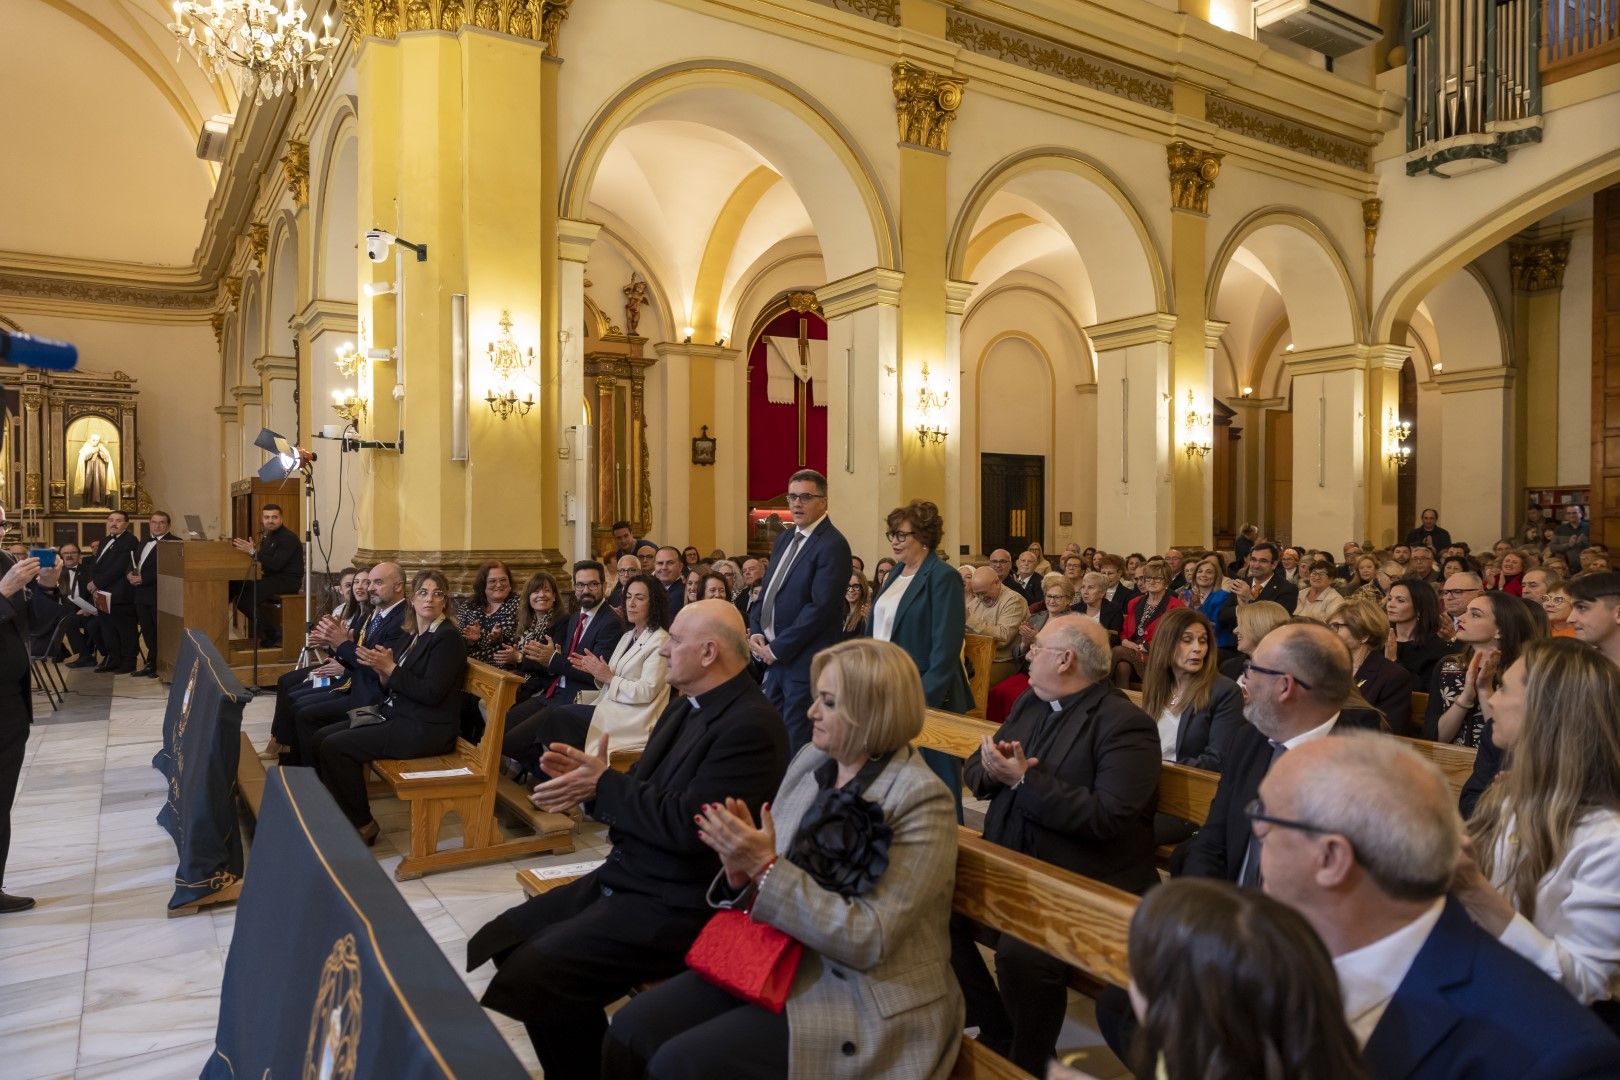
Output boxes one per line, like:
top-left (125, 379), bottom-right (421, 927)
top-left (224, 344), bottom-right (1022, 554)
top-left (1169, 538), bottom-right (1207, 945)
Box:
top-left (2, 670), bottom-right (1126, 1080)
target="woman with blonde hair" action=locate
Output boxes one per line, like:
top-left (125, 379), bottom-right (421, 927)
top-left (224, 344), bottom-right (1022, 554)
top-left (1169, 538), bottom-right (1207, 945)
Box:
top-left (1218, 599), bottom-right (1289, 680)
top-left (604, 638), bottom-right (963, 1079)
top-left (1328, 598), bottom-right (1416, 736)
top-left (1454, 638), bottom-right (1620, 1020)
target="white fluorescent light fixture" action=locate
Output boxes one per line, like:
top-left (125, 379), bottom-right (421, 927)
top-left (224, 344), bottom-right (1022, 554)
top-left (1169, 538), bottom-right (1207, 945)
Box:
top-left (365, 347), bottom-right (394, 361)
top-left (364, 281), bottom-right (397, 296)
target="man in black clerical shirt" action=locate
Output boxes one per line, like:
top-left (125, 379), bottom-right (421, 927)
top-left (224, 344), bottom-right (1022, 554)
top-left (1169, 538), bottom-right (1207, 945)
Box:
top-left (469, 599), bottom-right (788, 1080)
top-left (950, 615), bottom-right (1159, 1075)
top-left (233, 503), bottom-right (303, 647)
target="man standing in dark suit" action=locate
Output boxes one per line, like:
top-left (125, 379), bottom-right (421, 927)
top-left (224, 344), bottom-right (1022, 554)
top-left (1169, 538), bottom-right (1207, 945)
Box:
top-left (0, 507), bottom-right (39, 912)
top-left (232, 503), bottom-right (303, 646)
top-left (1230, 541), bottom-right (1298, 613)
top-left (1261, 733), bottom-right (1620, 1078)
top-left (469, 599), bottom-right (788, 1079)
top-left (128, 511), bottom-right (181, 677)
top-left (747, 468), bottom-right (852, 752)
top-left (951, 616), bottom-right (1159, 1075)
top-left (89, 509), bottom-right (140, 673)
top-left (532, 561), bottom-right (623, 705)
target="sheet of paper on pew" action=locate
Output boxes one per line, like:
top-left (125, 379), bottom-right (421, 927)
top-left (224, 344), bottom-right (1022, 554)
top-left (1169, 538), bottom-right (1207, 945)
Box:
top-left (530, 858), bottom-right (607, 880)
top-left (398, 765), bottom-right (474, 779)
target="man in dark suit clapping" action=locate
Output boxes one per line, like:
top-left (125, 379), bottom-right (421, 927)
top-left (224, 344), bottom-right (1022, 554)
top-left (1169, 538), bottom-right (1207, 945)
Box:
top-left (1229, 541), bottom-right (1298, 614)
top-left (531, 561), bottom-right (623, 705)
top-left (747, 468), bottom-right (851, 752)
top-left (469, 599), bottom-right (788, 1079)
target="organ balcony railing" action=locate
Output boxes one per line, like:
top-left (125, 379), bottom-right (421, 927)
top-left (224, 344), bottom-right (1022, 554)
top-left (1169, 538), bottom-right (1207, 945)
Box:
top-left (1542, 0), bottom-right (1620, 81)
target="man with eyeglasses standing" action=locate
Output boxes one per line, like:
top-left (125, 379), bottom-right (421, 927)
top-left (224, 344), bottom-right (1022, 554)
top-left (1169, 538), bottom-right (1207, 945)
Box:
top-left (747, 468), bottom-right (851, 753)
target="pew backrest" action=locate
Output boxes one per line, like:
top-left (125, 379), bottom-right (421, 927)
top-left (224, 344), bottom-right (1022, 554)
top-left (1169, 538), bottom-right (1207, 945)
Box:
top-left (963, 633), bottom-right (994, 718)
top-left (1396, 735), bottom-right (1476, 797)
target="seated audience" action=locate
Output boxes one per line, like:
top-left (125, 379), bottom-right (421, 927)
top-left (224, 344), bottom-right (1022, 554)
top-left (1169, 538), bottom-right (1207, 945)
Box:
top-left (735, 557), bottom-right (765, 622)
top-left (682, 568), bottom-right (703, 607)
top-left (1521, 567), bottom-right (1553, 605)
top-left (1140, 608), bottom-right (1243, 773)
top-left (1111, 559), bottom-right (1185, 687)
top-left (952, 616), bottom-right (1158, 1074)
top-left (1258, 733), bottom-right (1620, 1077)
top-left (1495, 550), bottom-right (1527, 595)
top-left (1230, 541), bottom-right (1299, 613)
top-left (602, 638), bottom-right (962, 1080)
top-left (1179, 554), bottom-right (1237, 654)
top-left (1422, 591), bottom-right (1539, 749)
top-left (503, 574), bottom-right (672, 773)
top-left (1279, 546), bottom-right (1303, 585)
top-left (711, 558), bottom-right (743, 601)
top-left (1219, 599), bottom-right (1290, 681)
top-left (1384, 578), bottom-right (1451, 689)
top-left (1440, 571), bottom-right (1485, 631)
top-left (1552, 505), bottom-right (1590, 560)
top-left (1074, 571), bottom-right (1112, 635)
top-left (1568, 572), bottom-right (1620, 667)
top-left (653, 546), bottom-right (686, 614)
top-left (966, 565), bottom-right (1029, 687)
top-left (456, 559), bottom-right (520, 664)
top-left (606, 553), bottom-right (641, 612)
top-left (988, 573), bottom-right (1075, 725)
top-left (1408, 545), bottom-right (1442, 584)
top-left (468, 600), bottom-right (789, 1078)
top-left (1295, 562), bottom-right (1347, 623)
top-left (494, 571), bottom-right (561, 685)
top-left (1027, 540), bottom-right (1052, 576)
top-left (987, 548), bottom-right (1014, 592)
top-left (697, 571), bottom-right (730, 603)
top-left (1125, 878), bottom-right (1367, 1080)
top-left (265, 568), bottom-right (371, 754)
top-left (872, 556), bottom-right (895, 591)
top-left (1007, 549), bottom-right (1043, 606)
top-left (681, 545), bottom-right (702, 570)
top-left (310, 569), bottom-right (468, 846)
top-left (1341, 554), bottom-right (1380, 601)
top-left (841, 571), bottom-right (871, 638)
top-left (1098, 554), bottom-right (1137, 624)
top-left (1231, 523), bottom-right (1259, 575)
top-left (1329, 598), bottom-right (1416, 736)
top-left (1453, 638), bottom-right (1620, 1020)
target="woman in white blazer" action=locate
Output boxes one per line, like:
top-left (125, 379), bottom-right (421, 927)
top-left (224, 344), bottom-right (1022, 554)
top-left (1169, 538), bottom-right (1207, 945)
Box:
top-left (1454, 637), bottom-right (1620, 1019)
top-left (501, 575), bottom-right (672, 774)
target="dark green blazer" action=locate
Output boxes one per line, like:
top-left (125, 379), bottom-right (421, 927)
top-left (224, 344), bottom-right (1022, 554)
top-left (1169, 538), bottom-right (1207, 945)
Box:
top-left (867, 553), bottom-right (972, 712)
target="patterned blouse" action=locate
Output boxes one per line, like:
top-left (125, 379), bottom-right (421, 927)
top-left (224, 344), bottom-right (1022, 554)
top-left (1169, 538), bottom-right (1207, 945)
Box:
top-left (456, 593), bottom-right (521, 663)
top-left (1432, 654), bottom-right (1486, 748)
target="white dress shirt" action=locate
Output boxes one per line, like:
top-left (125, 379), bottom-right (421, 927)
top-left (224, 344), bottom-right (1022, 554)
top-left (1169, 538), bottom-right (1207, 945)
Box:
top-left (1334, 898), bottom-right (1446, 1044)
top-left (762, 513), bottom-right (826, 640)
top-left (871, 569), bottom-right (914, 642)
top-left (1492, 806), bottom-right (1620, 1004)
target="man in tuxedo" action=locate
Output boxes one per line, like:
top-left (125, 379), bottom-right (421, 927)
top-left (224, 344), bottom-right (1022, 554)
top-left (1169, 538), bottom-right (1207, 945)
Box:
top-left (528, 561), bottom-right (622, 705)
top-left (0, 507), bottom-right (39, 913)
top-left (88, 509), bottom-right (141, 673)
top-left (127, 511), bottom-right (182, 677)
top-left (1404, 507), bottom-right (1453, 552)
top-left (281, 563), bottom-right (410, 766)
top-left (952, 615), bottom-right (1158, 1074)
top-left (232, 503), bottom-right (303, 647)
top-left (652, 546), bottom-right (685, 616)
top-left (1230, 541), bottom-right (1298, 613)
top-left (747, 468), bottom-right (852, 752)
top-left (469, 600), bottom-right (789, 1079)
top-left (1262, 733), bottom-right (1620, 1077)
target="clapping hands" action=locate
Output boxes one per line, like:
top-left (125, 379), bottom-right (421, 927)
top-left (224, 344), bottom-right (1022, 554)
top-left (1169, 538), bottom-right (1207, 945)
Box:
top-left (695, 797), bottom-right (777, 889)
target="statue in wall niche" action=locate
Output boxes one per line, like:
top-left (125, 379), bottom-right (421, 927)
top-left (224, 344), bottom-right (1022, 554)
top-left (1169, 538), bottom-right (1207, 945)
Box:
top-left (77, 432), bottom-right (114, 507)
top-left (622, 272), bottom-right (647, 336)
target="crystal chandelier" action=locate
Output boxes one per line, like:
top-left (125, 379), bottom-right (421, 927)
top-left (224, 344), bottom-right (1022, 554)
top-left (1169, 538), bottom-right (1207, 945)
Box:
top-left (168, 0), bottom-right (339, 104)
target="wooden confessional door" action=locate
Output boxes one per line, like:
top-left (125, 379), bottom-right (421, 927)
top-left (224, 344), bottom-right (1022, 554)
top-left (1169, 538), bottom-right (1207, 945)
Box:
top-left (981, 453), bottom-right (1044, 555)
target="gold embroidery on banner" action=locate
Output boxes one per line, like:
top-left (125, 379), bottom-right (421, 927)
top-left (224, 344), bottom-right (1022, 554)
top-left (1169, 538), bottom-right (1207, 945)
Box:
top-left (1206, 96), bottom-right (1370, 171)
top-left (303, 934), bottom-right (363, 1080)
top-left (945, 12), bottom-right (1172, 111)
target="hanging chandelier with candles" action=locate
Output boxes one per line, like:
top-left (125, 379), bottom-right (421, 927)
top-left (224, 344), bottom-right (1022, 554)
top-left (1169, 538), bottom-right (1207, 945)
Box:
top-left (168, 0), bottom-right (340, 104)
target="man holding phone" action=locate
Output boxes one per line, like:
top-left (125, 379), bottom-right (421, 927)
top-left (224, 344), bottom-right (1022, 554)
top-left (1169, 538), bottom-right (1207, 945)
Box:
top-left (0, 504), bottom-right (40, 912)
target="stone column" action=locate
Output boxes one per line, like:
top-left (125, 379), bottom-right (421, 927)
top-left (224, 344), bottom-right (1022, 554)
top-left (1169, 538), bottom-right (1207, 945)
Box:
top-left (817, 267), bottom-right (905, 562)
top-left (558, 218), bottom-right (600, 563)
top-left (943, 278), bottom-right (974, 556)
top-left (650, 342), bottom-right (693, 550)
top-left (1167, 141), bottom-right (1222, 548)
top-left (650, 342), bottom-right (741, 554)
top-left (1509, 237), bottom-right (1571, 488)
top-left (1436, 365), bottom-right (1516, 548)
top-left (1086, 313), bottom-right (1176, 555)
top-left (1285, 346), bottom-right (1373, 550)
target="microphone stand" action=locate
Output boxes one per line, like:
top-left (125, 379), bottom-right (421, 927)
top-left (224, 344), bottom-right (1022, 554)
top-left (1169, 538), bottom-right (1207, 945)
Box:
top-left (296, 465), bottom-right (322, 669)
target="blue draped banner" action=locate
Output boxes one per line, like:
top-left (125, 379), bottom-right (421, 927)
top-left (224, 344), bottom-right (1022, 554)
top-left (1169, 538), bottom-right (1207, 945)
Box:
top-left (203, 767), bottom-right (527, 1080)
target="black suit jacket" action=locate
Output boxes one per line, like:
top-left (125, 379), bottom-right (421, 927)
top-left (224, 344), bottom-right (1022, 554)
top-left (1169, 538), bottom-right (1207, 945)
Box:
top-left (0, 552), bottom-right (32, 722)
top-left (1404, 525), bottom-right (1453, 551)
top-left (1248, 575), bottom-right (1298, 613)
top-left (92, 530), bottom-right (140, 604)
top-left (1171, 676), bottom-right (1245, 772)
top-left (542, 605), bottom-right (624, 702)
top-left (377, 620), bottom-right (469, 736)
top-left (1004, 573), bottom-right (1043, 607)
top-left (966, 680), bottom-right (1161, 894)
top-left (1355, 651), bottom-right (1416, 736)
top-left (255, 525), bottom-right (303, 595)
top-left (1363, 898), bottom-right (1620, 1080)
top-left (333, 601), bottom-right (411, 706)
top-left (748, 517), bottom-right (852, 680)
top-left (467, 670), bottom-right (789, 967)
top-left (134, 534), bottom-right (182, 602)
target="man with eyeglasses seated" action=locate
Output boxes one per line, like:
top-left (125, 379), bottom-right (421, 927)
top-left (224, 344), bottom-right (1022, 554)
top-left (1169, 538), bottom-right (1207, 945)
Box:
top-left (1439, 572), bottom-right (1484, 632)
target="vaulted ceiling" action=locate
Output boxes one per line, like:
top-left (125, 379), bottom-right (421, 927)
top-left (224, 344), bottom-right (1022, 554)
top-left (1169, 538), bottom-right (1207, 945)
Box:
top-left (0, 0), bottom-right (232, 268)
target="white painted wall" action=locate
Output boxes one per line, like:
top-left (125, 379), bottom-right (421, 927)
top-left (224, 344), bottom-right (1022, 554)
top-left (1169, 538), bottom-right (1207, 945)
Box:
top-left (1559, 228), bottom-right (1594, 486)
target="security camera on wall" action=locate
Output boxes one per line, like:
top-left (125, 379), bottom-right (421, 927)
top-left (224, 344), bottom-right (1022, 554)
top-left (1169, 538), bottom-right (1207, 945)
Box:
top-left (364, 228), bottom-right (429, 263)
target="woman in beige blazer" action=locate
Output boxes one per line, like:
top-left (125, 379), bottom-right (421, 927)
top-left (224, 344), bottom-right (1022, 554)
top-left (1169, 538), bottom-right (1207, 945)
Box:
top-left (602, 638), bottom-right (962, 1080)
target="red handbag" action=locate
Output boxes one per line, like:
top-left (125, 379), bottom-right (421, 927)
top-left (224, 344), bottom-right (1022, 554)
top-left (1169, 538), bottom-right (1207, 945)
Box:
top-left (685, 908), bottom-right (803, 1013)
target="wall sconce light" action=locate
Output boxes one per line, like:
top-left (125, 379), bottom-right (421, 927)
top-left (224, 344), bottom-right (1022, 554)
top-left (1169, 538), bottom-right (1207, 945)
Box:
top-left (332, 389), bottom-right (367, 427)
top-left (915, 360), bottom-right (949, 446)
top-left (1182, 388), bottom-right (1213, 459)
top-left (1240, 385), bottom-right (1254, 397)
top-left (1385, 409), bottom-right (1413, 468)
top-left (333, 341), bottom-right (362, 378)
top-left (692, 424), bottom-right (717, 465)
top-left (486, 388), bottom-right (534, 420)
top-left (485, 308), bottom-right (536, 421)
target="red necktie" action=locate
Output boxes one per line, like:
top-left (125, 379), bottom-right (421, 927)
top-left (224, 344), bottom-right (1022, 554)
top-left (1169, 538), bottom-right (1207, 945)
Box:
top-left (545, 613), bottom-right (589, 698)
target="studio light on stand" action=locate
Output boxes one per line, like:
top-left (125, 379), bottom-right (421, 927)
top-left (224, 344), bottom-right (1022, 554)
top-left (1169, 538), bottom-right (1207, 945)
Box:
top-left (253, 427), bottom-right (321, 678)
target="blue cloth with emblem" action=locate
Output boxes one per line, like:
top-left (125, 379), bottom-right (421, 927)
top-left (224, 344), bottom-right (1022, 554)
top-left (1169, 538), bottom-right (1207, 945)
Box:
top-left (204, 767), bottom-right (527, 1080)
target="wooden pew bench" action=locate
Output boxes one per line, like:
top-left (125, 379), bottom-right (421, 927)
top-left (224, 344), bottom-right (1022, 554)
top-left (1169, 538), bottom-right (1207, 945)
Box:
top-left (1397, 735), bottom-right (1477, 798)
top-left (368, 659), bottom-right (576, 880)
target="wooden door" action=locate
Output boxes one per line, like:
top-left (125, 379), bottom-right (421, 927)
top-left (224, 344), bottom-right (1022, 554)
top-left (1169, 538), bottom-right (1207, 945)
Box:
top-left (981, 453), bottom-right (1044, 555)
top-left (1266, 409), bottom-right (1293, 544)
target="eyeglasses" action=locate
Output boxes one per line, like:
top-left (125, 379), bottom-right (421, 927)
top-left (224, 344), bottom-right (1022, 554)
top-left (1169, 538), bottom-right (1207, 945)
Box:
top-left (885, 530), bottom-right (914, 543)
top-left (1242, 660), bottom-right (1314, 690)
top-left (1439, 588), bottom-right (1481, 598)
top-left (1326, 621), bottom-right (1350, 632)
top-left (846, 583), bottom-right (862, 592)
top-left (1027, 644), bottom-right (1071, 659)
top-left (1542, 596), bottom-right (1571, 608)
top-left (1044, 593), bottom-right (1068, 602)
top-left (785, 491), bottom-right (825, 504)
top-left (1245, 798), bottom-right (1327, 837)
top-left (416, 588), bottom-right (447, 600)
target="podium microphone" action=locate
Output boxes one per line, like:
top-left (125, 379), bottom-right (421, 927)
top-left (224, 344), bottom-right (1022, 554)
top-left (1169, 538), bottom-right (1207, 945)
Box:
top-left (0, 329), bottom-right (79, 372)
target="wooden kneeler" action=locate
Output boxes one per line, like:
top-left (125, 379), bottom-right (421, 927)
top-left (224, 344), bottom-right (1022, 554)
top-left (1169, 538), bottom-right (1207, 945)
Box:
top-left (369, 660), bottom-right (576, 881)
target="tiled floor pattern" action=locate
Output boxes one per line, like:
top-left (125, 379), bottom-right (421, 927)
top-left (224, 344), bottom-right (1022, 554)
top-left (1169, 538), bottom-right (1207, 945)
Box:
top-left (2, 671), bottom-right (1127, 1079)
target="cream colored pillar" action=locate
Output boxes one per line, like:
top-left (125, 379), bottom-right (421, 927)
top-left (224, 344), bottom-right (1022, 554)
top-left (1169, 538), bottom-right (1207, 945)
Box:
top-left (1436, 366), bottom-right (1516, 548)
top-left (558, 218), bottom-right (600, 563)
top-left (818, 267), bottom-right (905, 562)
top-left (1362, 344), bottom-right (1412, 548)
top-left (1167, 140), bottom-right (1222, 548)
top-left (943, 278), bottom-right (974, 556)
top-left (295, 299), bottom-right (360, 569)
top-left (648, 342), bottom-right (740, 554)
top-left (1285, 346), bottom-right (1372, 550)
top-left (1087, 313), bottom-right (1176, 555)
top-left (1227, 396), bottom-right (1269, 536)
top-left (650, 343), bottom-right (693, 549)
top-left (1510, 238), bottom-right (1571, 488)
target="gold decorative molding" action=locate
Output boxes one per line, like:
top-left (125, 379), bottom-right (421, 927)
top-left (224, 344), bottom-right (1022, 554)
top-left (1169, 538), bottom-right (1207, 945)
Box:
top-left (806, 0), bottom-right (898, 24)
top-left (281, 141), bottom-right (310, 206)
top-left (352, 546), bottom-right (570, 596)
top-left (786, 291), bottom-right (822, 314)
top-left (945, 12), bottom-right (1172, 112)
top-left (1362, 198), bottom-right (1382, 258)
top-left (248, 223), bottom-right (269, 271)
top-left (339, 0), bottom-right (572, 53)
top-left (1206, 96), bottom-right (1369, 172)
top-left (1167, 142), bottom-right (1222, 215)
top-left (210, 312), bottom-right (226, 347)
top-left (24, 474), bottom-right (41, 511)
top-left (223, 276), bottom-right (242, 310)
top-left (1509, 238), bottom-right (1571, 292)
top-left (892, 62), bottom-right (967, 152)
top-left (0, 272), bottom-right (216, 312)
